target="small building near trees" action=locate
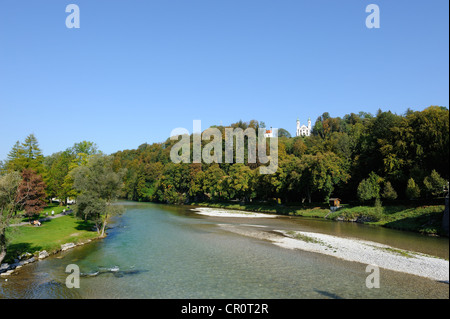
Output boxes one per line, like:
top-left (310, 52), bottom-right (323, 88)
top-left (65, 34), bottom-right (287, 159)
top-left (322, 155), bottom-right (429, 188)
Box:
top-left (329, 198), bottom-right (341, 209)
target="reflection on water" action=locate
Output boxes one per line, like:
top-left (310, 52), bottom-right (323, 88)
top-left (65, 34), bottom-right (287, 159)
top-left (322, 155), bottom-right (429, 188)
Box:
top-left (1, 202), bottom-right (448, 299)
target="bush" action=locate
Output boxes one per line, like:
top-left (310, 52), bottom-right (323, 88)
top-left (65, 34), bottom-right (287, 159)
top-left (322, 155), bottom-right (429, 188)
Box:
top-left (357, 172), bottom-right (382, 202)
top-left (423, 170), bottom-right (447, 197)
top-left (406, 178), bottom-right (421, 200)
top-left (381, 181), bottom-right (397, 200)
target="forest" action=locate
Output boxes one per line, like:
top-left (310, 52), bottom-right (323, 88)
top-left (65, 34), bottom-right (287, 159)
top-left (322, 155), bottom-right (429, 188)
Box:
top-left (1, 106), bottom-right (448, 208)
top-left (112, 106), bottom-right (449, 205)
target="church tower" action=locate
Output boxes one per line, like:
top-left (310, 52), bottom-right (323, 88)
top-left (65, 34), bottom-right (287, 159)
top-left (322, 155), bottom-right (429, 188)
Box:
top-left (296, 118), bottom-right (300, 137)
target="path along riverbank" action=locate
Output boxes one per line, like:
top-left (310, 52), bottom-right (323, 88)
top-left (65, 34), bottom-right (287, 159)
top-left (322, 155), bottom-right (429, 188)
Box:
top-left (191, 207), bottom-right (449, 283)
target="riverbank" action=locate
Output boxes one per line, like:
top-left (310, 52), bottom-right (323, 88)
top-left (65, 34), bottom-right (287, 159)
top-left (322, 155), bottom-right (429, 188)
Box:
top-left (219, 224), bottom-right (449, 283)
top-left (2, 213), bottom-right (100, 270)
top-left (189, 201), bottom-right (447, 236)
top-left (0, 237), bottom-right (99, 278)
top-left (190, 207), bottom-right (449, 282)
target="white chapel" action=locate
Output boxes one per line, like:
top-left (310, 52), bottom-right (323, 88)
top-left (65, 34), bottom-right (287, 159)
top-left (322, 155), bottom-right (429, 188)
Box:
top-left (296, 118), bottom-right (311, 137)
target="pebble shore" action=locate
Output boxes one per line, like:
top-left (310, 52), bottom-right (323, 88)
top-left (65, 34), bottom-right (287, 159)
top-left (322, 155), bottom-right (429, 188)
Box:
top-left (193, 207), bottom-right (449, 283)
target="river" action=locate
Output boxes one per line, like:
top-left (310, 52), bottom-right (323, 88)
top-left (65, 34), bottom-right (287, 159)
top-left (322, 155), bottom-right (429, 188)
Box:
top-left (0, 202), bottom-right (448, 299)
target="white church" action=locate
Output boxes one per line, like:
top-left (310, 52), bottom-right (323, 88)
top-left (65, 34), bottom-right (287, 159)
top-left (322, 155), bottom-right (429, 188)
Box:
top-left (296, 118), bottom-right (312, 137)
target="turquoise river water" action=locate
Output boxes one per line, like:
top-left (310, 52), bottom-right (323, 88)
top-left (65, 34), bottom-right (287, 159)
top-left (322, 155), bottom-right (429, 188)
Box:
top-left (0, 202), bottom-right (448, 299)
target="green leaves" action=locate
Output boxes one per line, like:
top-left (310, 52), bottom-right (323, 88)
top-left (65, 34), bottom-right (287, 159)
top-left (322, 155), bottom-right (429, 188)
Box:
top-left (72, 155), bottom-right (124, 236)
top-left (406, 178), bottom-right (421, 200)
top-left (423, 170), bottom-right (446, 197)
top-left (110, 107), bottom-right (448, 204)
top-left (5, 134), bottom-right (44, 173)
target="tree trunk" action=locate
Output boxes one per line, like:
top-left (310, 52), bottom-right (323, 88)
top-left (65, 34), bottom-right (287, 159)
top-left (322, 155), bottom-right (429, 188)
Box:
top-left (100, 221), bottom-right (107, 238)
top-left (0, 231), bottom-right (7, 265)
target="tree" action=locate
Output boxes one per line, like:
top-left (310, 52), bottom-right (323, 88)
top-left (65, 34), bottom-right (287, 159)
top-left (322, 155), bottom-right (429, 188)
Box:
top-left (5, 141), bottom-right (26, 172)
top-left (154, 163), bottom-right (192, 204)
top-left (381, 181), bottom-right (398, 200)
top-left (278, 156), bottom-right (304, 203)
top-left (0, 160), bottom-right (5, 175)
top-left (202, 164), bottom-right (226, 200)
top-left (406, 178), bottom-right (421, 200)
top-left (62, 141), bottom-right (102, 204)
top-left (16, 169), bottom-right (47, 222)
top-left (0, 172), bottom-right (22, 264)
top-left (223, 164), bottom-right (255, 201)
top-left (44, 151), bottom-right (74, 204)
top-left (357, 179), bottom-right (376, 203)
top-left (21, 134), bottom-right (44, 172)
top-left (423, 170), bottom-right (447, 198)
top-left (303, 152), bottom-right (350, 202)
top-left (292, 139), bottom-right (307, 157)
top-left (357, 172), bottom-right (383, 203)
top-left (72, 155), bottom-right (125, 237)
top-left (407, 106), bottom-right (449, 179)
top-left (277, 128), bottom-right (291, 138)
top-left (71, 141), bottom-right (100, 157)
top-left (4, 134), bottom-right (44, 173)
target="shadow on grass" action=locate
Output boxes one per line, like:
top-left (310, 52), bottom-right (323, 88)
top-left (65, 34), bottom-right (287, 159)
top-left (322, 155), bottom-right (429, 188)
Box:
top-left (4, 242), bottom-right (42, 264)
top-left (384, 212), bottom-right (444, 235)
top-left (75, 220), bottom-right (95, 231)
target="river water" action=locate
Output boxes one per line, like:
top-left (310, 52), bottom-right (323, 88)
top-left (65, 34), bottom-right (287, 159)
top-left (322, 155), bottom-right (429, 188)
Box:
top-left (0, 202), bottom-right (448, 299)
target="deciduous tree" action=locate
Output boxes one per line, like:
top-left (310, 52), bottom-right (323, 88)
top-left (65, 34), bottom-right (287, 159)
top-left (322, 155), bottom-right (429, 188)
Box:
top-left (72, 155), bottom-right (124, 237)
top-left (0, 172), bottom-right (22, 264)
top-left (16, 169), bottom-right (47, 222)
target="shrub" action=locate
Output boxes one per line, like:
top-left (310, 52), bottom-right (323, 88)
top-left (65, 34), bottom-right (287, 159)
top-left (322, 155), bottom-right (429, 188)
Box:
top-left (406, 178), bottom-right (421, 200)
top-left (381, 181), bottom-right (397, 200)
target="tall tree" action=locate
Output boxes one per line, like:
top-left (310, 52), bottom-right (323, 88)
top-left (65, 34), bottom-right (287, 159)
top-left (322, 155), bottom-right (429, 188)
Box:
top-left (302, 152), bottom-right (350, 202)
top-left (62, 141), bottom-right (102, 203)
top-left (5, 134), bottom-right (44, 173)
top-left (21, 134), bottom-right (44, 172)
top-left (5, 141), bottom-right (26, 172)
top-left (44, 150), bottom-right (74, 205)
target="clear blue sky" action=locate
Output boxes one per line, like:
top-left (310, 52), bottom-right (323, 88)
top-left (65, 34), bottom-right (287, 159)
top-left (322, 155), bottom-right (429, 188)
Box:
top-left (0, 0), bottom-right (448, 161)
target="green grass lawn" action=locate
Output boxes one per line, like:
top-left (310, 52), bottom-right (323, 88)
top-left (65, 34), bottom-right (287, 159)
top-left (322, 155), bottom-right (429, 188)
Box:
top-left (21, 204), bottom-right (68, 223)
top-left (5, 213), bottom-right (99, 263)
top-left (8, 204), bottom-right (70, 225)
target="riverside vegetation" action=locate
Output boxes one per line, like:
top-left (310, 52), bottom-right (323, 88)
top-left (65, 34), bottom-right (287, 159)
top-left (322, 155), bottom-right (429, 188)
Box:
top-left (0, 106), bottom-right (448, 266)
